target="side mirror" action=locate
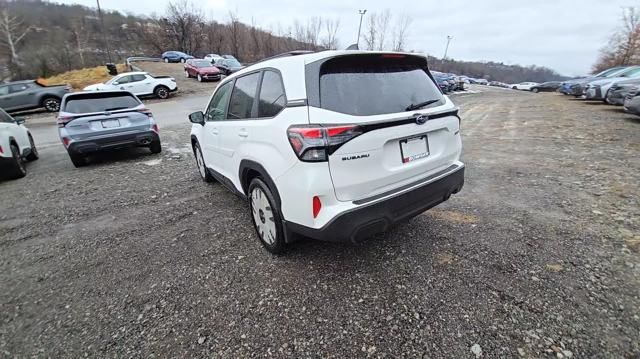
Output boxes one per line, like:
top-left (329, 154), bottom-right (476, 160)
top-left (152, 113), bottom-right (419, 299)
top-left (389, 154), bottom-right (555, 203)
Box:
top-left (14, 117), bottom-right (25, 125)
top-left (112, 81), bottom-right (119, 85)
top-left (189, 111), bottom-right (205, 125)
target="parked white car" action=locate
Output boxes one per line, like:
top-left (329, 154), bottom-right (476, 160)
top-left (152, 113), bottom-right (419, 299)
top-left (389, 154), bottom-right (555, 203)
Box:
top-left (0, 108), bottom-right (38, 180)
top-left (83, 72), bottom-right (177, 99)
top-left (204, 53), bottom-right (223, 63)
top-left (511, 82), bottom-right (539, 91)
top-left (188, 50), bottom-right (465, 253)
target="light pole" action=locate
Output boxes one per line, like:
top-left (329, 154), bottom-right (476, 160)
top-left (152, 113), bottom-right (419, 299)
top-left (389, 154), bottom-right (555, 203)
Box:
top-left (356, 9), bottom-right (367, 48)
top-left (443, 35), bottom-right (453, 60)
top-left (96, 0), bottom-right (113, 63)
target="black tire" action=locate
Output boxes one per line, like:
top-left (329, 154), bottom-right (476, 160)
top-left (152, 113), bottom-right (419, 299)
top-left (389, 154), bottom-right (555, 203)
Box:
top-left (154, 86), bottom-right (170, 99)
top-left (42, 97), bottom-right (61, 112)
top-left (68, 151), bottom-right (86, 168)
top-left (26, 134), bottom-right (38, 161)
top-left (193, 142), bottom-right (214, 182)
top-left (512, 86), bottom-right (518, 90)
top-left (248, 178), bottom-right (285, 254)
top-left (532, 88), bottom-right (539, 93)
top-left (5, 143), bottom-right (26, 179)
top-left (149, 140), bottom-right (162, 154)
top-left (197, 74), bottom-right (203, 82)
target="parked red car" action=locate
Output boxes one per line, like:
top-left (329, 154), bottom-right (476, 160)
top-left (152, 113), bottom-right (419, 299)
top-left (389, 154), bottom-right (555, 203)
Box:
top-left (184, 59), bottom-right (222, 82)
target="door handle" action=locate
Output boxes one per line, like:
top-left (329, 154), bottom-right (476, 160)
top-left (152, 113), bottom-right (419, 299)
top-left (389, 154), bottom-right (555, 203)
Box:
top-left (211, 128), bottom-right (219, 135)
top-left (238, 130), bottom-right (248, 138)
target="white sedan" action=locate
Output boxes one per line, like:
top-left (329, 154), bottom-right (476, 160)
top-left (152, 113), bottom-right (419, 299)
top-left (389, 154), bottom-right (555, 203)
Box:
top-left (511, 82), bottom-right (539, 91)
top-left (83, 72), bottom-right (177, 99)
top-left (0, 108), bottom-right (38, 180)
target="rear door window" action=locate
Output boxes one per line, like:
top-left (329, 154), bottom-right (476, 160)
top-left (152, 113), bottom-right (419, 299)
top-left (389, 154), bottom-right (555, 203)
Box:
top-left (0, 86), bottom-right (8, 96)
top-left (227, 72), bottom-right (260, 120)
top-left (318, 55), bottom-right (442, 116)
top-left (130, 74), bottom-right (147, 82)
top-left (9, 83), bottom-right (30, 93)
top-left (258, 70), bottom-right (286, 117)
top-left (64, 93), bottom-right (141, 113)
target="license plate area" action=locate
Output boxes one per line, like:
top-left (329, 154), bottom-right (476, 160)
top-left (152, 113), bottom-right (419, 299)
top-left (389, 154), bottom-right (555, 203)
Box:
top-left (101, 119), bottom-right (120, 128)
top-left (400, 135), bottom-right (429, 163)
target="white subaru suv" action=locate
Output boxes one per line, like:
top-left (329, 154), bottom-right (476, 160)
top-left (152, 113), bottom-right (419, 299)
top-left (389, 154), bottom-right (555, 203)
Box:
top-left (189, 51), bottom-right (464, 253)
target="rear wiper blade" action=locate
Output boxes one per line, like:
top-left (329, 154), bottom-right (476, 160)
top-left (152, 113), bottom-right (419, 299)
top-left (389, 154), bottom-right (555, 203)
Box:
top-left (405, 99), bottom-right (440, 111)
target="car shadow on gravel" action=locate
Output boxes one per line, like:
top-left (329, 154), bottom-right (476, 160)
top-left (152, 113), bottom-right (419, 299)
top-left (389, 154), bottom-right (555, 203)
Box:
top-left (79, 147), bottom-right (161, 167)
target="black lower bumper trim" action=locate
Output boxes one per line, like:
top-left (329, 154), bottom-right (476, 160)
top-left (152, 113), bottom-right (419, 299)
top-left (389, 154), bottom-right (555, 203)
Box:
top-left (68, 131), bottom-right (159, 154)
top-left (284, 166), bottom-right (465, 243)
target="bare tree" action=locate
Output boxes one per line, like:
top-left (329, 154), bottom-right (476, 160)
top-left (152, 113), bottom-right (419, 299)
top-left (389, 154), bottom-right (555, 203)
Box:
top-left (71, 19), bottom-right (90, 67)
top-left (362, 12), bottom-right (377, 50)
top-left (376, 10), bottom-right (391, 51)
top-left (228, 10), bottom-right (242, 58)
top-left (163, 0), bottom-right (205, 54)
top-left (593, 6), bottom-right (640, 72)
top-left (250, 17), bottom-right (262, 59)
top-left (322, 18), bottom-right (340, 50)
top-left (305, 17), bottom-right (322, 49)
top-left (0, 5), bottom-right (32, 68)
top-left (391, 14), bottom-right (412, 51)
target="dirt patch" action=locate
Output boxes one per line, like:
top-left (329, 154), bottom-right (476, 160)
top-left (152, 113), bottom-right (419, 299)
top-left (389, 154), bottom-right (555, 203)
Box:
top-left (428, 209), bottom-right (479, 224)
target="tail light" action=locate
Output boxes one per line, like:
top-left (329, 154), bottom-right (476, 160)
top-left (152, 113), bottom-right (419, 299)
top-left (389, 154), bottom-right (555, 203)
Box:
top-left (287, 125), bottom-right (362, 162)
top-left (57, 115), bottom-right (75, 128)
top-left (138, 108), bottom-right (153, 117)
top-left (312, 196), bottom-right (322, 218)
top-left (62, 137), bottom-right (71, 148)
top-left (0, 145), bottom-right (3, 154)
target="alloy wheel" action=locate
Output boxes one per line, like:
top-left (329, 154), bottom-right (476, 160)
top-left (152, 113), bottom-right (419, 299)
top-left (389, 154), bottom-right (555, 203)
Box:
top-left (250, 187), bottom-right (276, 245)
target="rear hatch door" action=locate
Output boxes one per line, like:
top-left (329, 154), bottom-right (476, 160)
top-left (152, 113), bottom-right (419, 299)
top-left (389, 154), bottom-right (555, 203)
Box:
top-left (306, 53), bottom-right (462, 202)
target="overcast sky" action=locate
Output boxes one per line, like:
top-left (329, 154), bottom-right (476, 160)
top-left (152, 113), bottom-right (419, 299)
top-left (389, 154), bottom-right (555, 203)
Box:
top-left (56, 0), bottom-right (637, 76)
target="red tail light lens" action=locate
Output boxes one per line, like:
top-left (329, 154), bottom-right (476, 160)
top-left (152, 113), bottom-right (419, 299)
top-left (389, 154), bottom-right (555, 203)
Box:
top-left (0, 145), bottom-right (3, 154)
top-left (138, 108), bottom-right (153, 117)
top-left (62, 137), bottom-right (71, 147)
top-left (287, 125), bottom-right (362, 162)
top-left (57, 116), bottom-right (75, 128)
top-left (312, 196), bottom-right (322, 218)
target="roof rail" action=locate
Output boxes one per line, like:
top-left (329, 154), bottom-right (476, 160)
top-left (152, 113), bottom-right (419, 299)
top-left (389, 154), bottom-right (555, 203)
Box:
top-left (254, 50), bottom-right (315, 64)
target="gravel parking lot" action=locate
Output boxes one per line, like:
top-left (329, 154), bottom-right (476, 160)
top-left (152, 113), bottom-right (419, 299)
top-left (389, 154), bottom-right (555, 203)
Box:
top-left (1, 87), bottom-right (638, 357)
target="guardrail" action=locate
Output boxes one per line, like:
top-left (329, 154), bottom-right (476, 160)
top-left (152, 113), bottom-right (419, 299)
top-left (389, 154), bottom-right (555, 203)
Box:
top-left (126, 57), bottom-right (163, 72)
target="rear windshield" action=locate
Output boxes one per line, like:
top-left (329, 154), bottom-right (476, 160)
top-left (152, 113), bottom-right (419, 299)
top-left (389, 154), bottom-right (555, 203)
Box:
top-left (64, 93), bottom-right (140, 113)
top-left (319, 55), bottom-right (442, 116)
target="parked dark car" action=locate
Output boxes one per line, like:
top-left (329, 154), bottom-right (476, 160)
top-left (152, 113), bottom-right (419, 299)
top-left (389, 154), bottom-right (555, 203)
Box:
top-left (184, 59), bottom-right (222, 82)
top-left (530, 81), bottom-right (561, 93)
top-left (623, 87), bottom-right (640, 115)
top-left (0, 80), bottom-right (71, 113)
top-left (606, 78), bottom-right (640, 105)
top-left (162, 51), bottom-right (194, 63)
top-left (214, 58), bottom-right (245, 75)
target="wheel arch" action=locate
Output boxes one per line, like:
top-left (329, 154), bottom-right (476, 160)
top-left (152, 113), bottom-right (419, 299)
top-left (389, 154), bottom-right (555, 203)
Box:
top-left (239, 160), bottom-right (282, 207)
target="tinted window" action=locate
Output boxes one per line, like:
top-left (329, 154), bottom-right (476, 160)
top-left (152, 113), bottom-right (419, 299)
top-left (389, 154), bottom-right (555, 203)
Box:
top-left (318, 55), bottom-right (442, 116)
top-left (227, 72), bottom-right (260, 119)
top-left (258, 71), bottom-right (286, 117)
top-left (0, 86), bottom-right (8, 96)
top-left (64, 93), bottom-right (141, 113)
top-left (114, 76), bottom-right (131, 84)
top-left (193, 61), bottom-right (212, 68)
top-left (9, 83), bottom-right (30, 93)
top-left (205, 81), bottom-right (232, 121)
top-left (131, 74), bottom-right (146, 82)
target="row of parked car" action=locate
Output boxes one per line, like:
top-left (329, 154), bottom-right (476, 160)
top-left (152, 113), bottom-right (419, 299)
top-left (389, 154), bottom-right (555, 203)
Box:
top-left (559, 65), bottom-right (640, 115)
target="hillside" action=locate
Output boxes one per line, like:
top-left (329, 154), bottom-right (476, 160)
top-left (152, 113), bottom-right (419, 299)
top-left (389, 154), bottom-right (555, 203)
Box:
top-left (0, 0), bottom-right (310, 80)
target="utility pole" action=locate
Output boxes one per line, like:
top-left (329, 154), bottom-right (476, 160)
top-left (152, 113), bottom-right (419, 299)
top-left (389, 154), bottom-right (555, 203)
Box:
top-left (356, 9), bottom-right (367, 48)
top-left (443, 35), bottom-right (453, 60)
top-left (96, 0), bottom-right (113, 63)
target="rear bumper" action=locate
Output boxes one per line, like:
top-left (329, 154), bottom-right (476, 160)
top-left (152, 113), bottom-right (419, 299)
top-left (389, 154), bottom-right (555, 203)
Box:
top-left (67, 131), bottom-right (159, 154)
top-left (284, 165), bottom-right (465, 243)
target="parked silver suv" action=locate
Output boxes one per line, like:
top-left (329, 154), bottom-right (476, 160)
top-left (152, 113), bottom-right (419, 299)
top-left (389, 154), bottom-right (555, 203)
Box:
top-left (57, 91), bottom-right (161, 167)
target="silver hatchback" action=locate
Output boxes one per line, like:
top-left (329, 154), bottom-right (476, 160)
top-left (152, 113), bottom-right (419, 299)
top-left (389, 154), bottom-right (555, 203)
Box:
top-left (57, 91), bottom-right (161, 167)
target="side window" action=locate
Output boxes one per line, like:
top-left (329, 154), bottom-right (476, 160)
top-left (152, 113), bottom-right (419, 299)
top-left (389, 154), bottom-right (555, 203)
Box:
top-left (116, 76), bottom-right (131, 84)
top-left (258, 70), bottom-right (286, 117)
top-left (205, 81), bottom-right (232, 121)
top-left (131, 74), bottom-right (146, 82)
top-left (9, 83), bottom-right (30, 93)
top-left (0, 86), bottom-right (8, 96)
top-left (227, 72), bottom-right (260, 120)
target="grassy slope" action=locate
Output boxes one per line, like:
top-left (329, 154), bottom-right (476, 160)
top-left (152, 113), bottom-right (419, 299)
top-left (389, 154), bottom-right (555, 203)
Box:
top-left (39, 64), bottom-right (128, 91)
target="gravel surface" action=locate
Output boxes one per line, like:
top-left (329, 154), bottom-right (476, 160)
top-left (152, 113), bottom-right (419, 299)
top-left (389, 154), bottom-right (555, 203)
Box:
top-left (1, 87), bottom-right (638, 357)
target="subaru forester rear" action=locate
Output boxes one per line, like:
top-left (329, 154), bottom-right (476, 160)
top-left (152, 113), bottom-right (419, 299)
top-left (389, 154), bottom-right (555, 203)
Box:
top-left (189, 51), bottom-right (464, 253)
